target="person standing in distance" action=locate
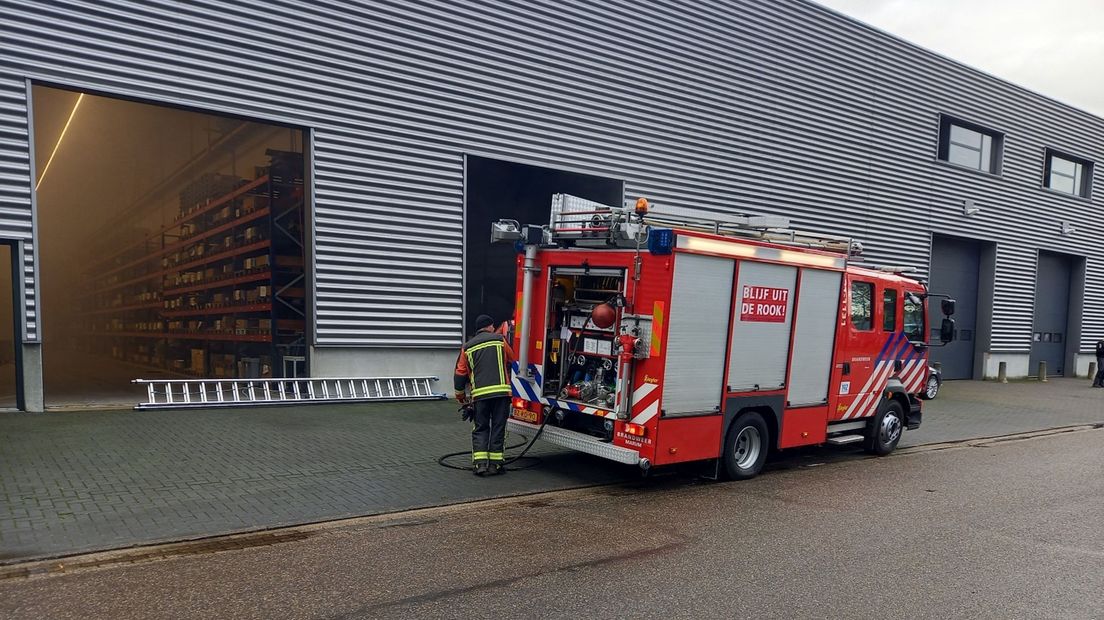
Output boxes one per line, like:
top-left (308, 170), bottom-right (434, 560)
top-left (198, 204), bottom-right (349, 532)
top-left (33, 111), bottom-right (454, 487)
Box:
top-left (454, 314), bottom-right (517, 475)
top-left (1093, 339), bottom-right (1104, 388)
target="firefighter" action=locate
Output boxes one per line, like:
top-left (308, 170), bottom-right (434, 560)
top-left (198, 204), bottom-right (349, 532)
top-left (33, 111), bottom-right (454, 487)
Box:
top-left (455, 314), bottom-right (516, 475)
top-left (1093, 339), bottom-right (1104, 388)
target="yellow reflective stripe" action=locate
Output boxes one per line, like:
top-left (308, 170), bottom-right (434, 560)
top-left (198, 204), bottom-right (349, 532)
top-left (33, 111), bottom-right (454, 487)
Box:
top-left (488, 452), bottom-right (504, 461)
top-left (465, 349), bottom-right (478, 392)
top-left (466, 340), bottom-right (502, 355)
top-left (472, 385), bottom-right (511, 397)
top-left (496, 342), bottom-right (506, 387)
top-left (472, 451), bottom-right (489, 462)
top-left (465, 339), bottom-right (508, 396)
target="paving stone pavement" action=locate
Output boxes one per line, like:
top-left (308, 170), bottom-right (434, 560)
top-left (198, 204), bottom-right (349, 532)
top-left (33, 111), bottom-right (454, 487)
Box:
top-left (1, 378), bottom-right (1101, 564)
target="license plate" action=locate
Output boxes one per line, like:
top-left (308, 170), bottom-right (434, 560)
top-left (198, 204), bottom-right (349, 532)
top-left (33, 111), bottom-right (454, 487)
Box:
top-left (512, 407), bottom-right (539, 423)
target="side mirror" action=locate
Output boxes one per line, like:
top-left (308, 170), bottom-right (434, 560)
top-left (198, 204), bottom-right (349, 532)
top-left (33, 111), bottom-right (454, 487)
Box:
top-left (940, 318), bottom-right (956, 344)
top-left (941, 299), bottom-right (956, 317)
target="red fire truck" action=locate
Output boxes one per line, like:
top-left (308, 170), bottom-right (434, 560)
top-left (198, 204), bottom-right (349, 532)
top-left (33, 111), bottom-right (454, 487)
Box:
top-left (495, 195), bottom-right (955, 479)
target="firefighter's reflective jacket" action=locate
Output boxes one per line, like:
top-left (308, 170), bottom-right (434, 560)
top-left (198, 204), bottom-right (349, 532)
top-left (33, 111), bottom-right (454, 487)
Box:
top-left (454, 331), bottom-right (516, 400)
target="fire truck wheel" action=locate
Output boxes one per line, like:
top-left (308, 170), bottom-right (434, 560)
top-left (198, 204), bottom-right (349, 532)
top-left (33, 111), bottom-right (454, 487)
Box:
top-left (722, 411), bottom-right (769, 480)
top-left (864, 400), bottom-right (904, 456)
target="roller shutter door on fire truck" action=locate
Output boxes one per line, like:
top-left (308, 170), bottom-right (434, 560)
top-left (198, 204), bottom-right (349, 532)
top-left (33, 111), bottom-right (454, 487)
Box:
top-left (728, 262), bottom-right (797, 392)
top-left (787, 269), bottom-right (843, 406)
top-left (663, 253), bottom-right (735, 415)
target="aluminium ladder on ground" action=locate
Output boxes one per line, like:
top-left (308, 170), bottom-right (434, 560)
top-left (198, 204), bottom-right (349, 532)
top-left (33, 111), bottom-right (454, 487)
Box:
top-left (132, 376), bottom-right (445, 410)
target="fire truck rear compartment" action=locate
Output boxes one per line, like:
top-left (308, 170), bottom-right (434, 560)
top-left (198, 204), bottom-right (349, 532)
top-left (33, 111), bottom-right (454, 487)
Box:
top-left (541, 268), bottom-right (626, 415)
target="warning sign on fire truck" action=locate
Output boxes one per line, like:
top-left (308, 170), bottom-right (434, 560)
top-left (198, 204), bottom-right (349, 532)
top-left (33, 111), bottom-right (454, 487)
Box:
top-left (740, 285), bottom-right (790, 323)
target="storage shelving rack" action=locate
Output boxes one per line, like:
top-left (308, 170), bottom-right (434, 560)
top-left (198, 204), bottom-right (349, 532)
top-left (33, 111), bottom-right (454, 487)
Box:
top-left (79, 150), bottom-right (306, 379)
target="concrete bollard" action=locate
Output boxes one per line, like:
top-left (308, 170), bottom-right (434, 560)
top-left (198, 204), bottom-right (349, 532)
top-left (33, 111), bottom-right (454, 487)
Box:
top-left (1038, 360), bottom-right (1048, 383)
top-left (998, 361), bottom-right (1008, 384)
top-left (1089, 361), bottom-right (1098, 381)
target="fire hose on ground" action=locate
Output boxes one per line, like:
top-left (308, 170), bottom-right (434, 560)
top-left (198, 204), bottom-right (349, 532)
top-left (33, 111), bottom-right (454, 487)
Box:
top-left (436, 402), bottom-right (551, 471)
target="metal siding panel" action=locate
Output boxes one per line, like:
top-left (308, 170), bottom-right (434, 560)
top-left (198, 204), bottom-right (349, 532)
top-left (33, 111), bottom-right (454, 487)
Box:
top-left (787, 269), bottom-right (842, 405)
top-left (0, 76), bottom-right (36, 341)
top-left (662, 253), bottom-right (733, 414)
top-left (728, 261), bottom-right (797, 391)
top-left (0, 0), bottom-right (1099, 350)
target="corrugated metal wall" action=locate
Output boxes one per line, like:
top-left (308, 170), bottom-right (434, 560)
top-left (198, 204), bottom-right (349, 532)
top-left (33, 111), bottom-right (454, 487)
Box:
top-left (0, 0), bottom-right (1101, 353)
top-left (0, 76), bottom-right (38, 341)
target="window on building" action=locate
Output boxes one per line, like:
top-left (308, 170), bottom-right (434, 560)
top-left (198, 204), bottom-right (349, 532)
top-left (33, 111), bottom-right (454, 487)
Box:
top-left (882, 288), bottom-right (898, 332)
top-left (850, 281), bottom-right (873, 331)
top-left (1043, 149), bottom-right (1093, 198)
top-left (904, 293), bottom-right (924, 342)
top-left (937, 116), bottom-right (1002, 174)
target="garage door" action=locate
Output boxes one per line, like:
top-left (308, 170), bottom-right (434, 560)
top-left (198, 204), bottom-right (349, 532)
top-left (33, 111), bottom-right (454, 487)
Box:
top-left (928, 236), bottom-right (981, 380)
top-left (1029, 252), bottom-right (1072, 376)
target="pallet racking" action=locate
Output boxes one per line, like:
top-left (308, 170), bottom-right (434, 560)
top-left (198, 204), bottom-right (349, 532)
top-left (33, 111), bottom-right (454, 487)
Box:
top-left (79, 150), bottom-right (306, 379)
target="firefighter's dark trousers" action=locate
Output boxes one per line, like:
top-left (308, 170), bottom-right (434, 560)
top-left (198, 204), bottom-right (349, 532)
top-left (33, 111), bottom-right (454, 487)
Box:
top-left (472, 396), bottom-right (510, 465)
top-left (1093, 358), bottom-right (1104, 387)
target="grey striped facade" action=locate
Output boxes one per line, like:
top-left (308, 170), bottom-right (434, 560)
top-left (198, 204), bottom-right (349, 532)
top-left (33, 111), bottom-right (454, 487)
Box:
top-left (1, 1), bottom-right (1102, 373)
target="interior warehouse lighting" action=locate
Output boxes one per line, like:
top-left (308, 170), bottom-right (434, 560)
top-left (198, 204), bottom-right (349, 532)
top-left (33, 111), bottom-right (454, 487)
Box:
top-left (34, 92), bottom-right (85, 191)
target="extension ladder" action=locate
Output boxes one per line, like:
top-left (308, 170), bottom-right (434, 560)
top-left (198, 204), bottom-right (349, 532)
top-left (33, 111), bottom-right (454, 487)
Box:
top-left (132, 376), bottom-right (445, 410)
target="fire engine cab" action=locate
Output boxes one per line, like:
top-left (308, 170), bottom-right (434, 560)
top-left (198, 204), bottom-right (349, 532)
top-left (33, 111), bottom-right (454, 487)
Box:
top-left (493, 195), bottom-right (955, 479)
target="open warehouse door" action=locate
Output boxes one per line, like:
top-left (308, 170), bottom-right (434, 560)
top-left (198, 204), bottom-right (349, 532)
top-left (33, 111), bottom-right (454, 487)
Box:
top-left (31, 86), bottom-right (307, 408)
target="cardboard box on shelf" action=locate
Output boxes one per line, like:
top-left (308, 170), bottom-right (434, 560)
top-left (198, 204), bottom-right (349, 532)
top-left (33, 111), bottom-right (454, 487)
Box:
top-left (238, 357), bottom-right (261, 378)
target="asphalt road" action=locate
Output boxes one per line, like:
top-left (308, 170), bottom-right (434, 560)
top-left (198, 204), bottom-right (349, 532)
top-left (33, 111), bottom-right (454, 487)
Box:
top-left (2, 426), bottom-right (1101, 619)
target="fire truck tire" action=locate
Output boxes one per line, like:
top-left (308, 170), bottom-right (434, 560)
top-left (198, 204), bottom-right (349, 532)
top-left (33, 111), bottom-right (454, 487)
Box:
top-left (864, 400), bottom-right (904, 456)
top-left (722, 411), bottom-right (769, 480)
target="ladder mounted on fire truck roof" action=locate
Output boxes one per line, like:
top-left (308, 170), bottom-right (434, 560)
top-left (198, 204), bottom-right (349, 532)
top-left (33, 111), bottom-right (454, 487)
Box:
top-left (546, 194), bottom-right (863, 257)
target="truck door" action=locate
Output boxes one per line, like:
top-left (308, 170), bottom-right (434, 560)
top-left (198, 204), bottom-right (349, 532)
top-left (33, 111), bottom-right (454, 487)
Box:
top-left (882, 285), bottom-right (928, 393)
top-left (882, 286), bottom-right (903, 380)
top-left (830, 277), bottom-right (879, 421)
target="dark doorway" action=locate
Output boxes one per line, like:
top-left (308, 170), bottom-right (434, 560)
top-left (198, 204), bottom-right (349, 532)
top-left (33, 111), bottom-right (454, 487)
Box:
top-left (463, 156), bottom-right (622, 335)
top-left (928, 235), bottom-right (984, 380)
top-left (1030, 251), bottom-right (1073, 376)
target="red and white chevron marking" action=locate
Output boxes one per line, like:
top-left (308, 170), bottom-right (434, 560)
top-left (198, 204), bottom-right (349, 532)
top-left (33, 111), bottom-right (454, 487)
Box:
top-left (842, 359), bottom-right (930, 420)
top-left (629, 382), bottom-right (661, 425)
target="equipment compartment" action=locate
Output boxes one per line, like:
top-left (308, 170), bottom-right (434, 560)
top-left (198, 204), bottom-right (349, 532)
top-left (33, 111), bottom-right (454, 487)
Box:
top-left (541, 268), bottom-right (625, 410)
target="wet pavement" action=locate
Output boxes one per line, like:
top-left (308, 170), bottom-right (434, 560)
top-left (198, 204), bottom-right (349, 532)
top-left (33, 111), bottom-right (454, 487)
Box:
top-left (0, 377), bottom-right (1100, 563)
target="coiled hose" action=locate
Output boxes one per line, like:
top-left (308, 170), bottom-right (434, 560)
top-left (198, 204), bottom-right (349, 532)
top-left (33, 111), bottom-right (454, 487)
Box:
top-left (436, 408), bottom-right (551, 471)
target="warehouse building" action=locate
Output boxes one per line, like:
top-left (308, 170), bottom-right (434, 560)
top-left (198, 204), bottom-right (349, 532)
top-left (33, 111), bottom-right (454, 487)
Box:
top-left (0, 0), bottom-right (1101, 410)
